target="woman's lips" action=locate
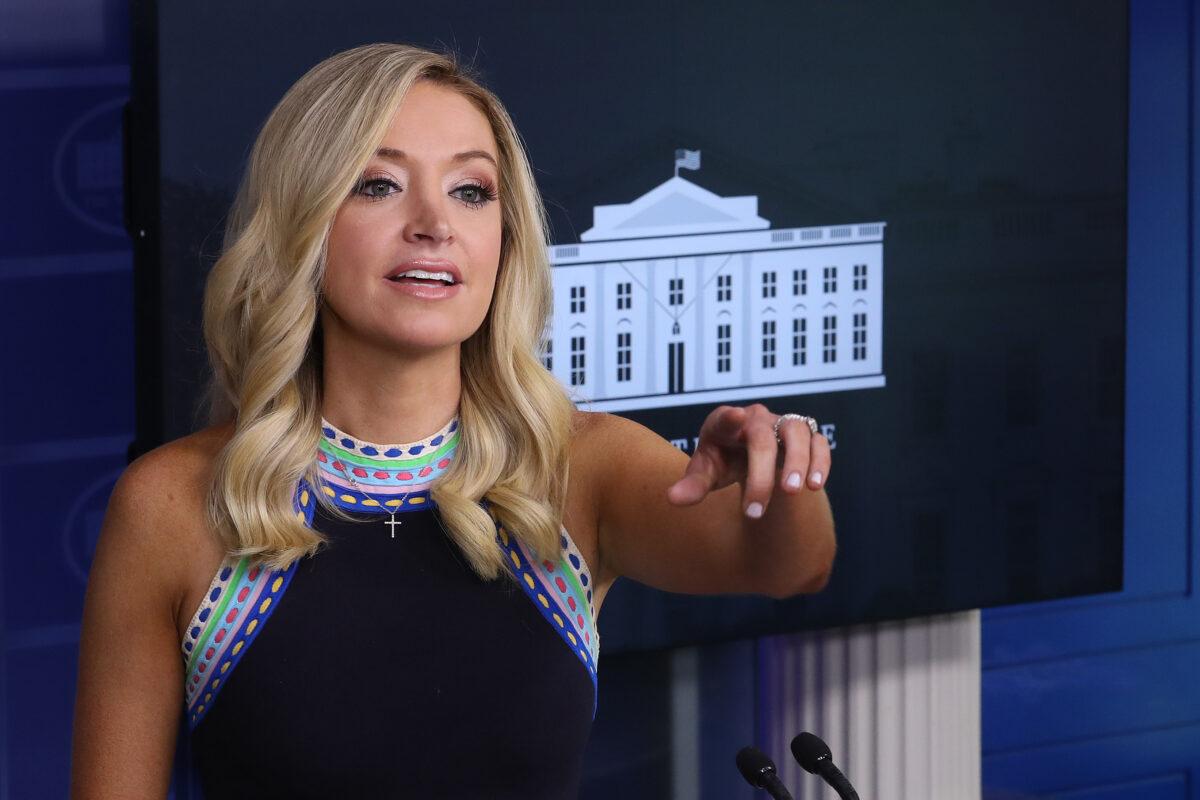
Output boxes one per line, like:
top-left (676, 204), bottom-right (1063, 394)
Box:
top-left (383, 276), bottom-right (462, 300)
top-left (385, 259), bottom-right (463, 283)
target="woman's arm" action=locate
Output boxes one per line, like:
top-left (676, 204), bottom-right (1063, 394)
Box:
top-left (583, 405), bottom-right (836, 600)
top-left (70, 451), bottom-right (189, 798)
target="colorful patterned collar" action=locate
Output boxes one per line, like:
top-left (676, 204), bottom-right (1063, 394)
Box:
top-left (316, 416), bottom-right (459, 511)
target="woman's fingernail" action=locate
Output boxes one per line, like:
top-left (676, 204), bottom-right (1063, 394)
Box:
top-left (811, 471), bottom-right (823, 486)
top-left (786, 472), bottom-right (802, 489)
top-left (746, 502), bottom-right (764, 519)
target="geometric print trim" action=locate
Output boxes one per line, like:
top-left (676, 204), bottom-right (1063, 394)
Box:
top-left (316, 416), bottom-right (459, 503)
top-left (303, 463), bottom-right (442, 523)
top-left (493, 517), bottom-right (600, 717)
top-left (528, 531), bottom-right (599, 665)
top-left (319, 415), bottom-right (459, 460)
top-left (316, 481), bottom-right (437, 514)
top-left (181, 555), bottom-right (298, 730)
top-left (179, 481), bottom-right (312, 730)
top-left (317, 416), bottom-right (459, 492)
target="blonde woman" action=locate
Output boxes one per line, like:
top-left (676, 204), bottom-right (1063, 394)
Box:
top-left (70, 43), bottom-right (836, 798)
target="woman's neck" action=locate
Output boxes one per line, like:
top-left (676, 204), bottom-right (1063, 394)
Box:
top-left (320, 334), bottom-right (462, 446)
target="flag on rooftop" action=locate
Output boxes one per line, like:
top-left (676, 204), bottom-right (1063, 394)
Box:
top-left (674, 149), bottom-right (701, 175)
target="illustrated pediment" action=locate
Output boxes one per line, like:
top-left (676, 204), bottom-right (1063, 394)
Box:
top-left (615, 191), bottom-right (736, 228)
top-left (581, 176), bottom-right (769, 241)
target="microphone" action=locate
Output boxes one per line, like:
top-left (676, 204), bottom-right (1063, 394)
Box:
top-left (735, 746), bottom-right (794, 800)
top-left (790, 732), bottom-right (860, 800)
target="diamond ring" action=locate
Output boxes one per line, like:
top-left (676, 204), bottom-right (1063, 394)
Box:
top-left (773, 413), bottom-right (818, 443)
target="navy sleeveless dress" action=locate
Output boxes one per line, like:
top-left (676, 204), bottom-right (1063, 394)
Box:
top-left (181, 418), bottom-right (599, 798)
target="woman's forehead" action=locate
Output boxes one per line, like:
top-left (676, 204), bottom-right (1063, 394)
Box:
top-left (377, 83), bottom-right (498, 164)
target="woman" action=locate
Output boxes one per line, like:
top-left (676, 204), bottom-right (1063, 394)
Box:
top-left (70, 42), bottom-right (835, 798)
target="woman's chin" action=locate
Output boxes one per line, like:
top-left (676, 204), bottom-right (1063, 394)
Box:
top-left (380, 330), bottom-right (476, 355)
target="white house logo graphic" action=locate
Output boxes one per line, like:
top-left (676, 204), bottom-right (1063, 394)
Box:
top-left (543, 151), bottom-right (887, 412)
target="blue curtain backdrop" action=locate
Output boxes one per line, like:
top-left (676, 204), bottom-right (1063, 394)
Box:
top-left (0, 2), bottom-right (1193, 798)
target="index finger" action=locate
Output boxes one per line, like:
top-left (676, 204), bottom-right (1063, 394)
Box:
top-left (666, 447), bottom-right (720, 506)
top-left (700, 405), bottom-right (748, 447)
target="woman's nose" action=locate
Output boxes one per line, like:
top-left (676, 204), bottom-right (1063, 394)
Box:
top-left (401, 181), bottom-right (452, 244)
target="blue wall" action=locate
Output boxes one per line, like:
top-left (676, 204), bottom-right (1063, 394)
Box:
top-left (0, 2), bottom-right (135, 797)
top-left (0, 2), bottom-right (1191, 798)
top-left (981, 1), bottom-right (1200, 797)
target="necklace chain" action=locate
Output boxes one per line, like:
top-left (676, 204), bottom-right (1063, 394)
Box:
top-left (321, 418), bottom-right (456, 538)
top-left (332, 460), bottom-right (414, 538)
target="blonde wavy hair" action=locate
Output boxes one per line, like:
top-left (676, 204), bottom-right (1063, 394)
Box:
top-left (201, 42), bottom-right (575, 578)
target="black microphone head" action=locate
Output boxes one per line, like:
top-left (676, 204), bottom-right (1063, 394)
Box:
top-left (735, 745), bottom-right (780, 788)
top-left (790, 731), bottom-right (833, 774)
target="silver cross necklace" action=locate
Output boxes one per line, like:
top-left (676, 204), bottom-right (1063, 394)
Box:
top-left (323, 427), bottom-right (431, 538)
top-left (331, 457), bottom-right (414, 537)
top-left (320, 417), bottom-right (455, 537)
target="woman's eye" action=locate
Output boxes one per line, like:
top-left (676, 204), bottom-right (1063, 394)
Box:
top-left (354, 177), bottom-right (495, 207)
top-left (452, 182), bottom-right (497, 208)
top-left (356, 178), bottom-right (398, 200)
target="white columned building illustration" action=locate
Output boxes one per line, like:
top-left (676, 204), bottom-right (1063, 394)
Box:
top-left (543, 153), bottom-right (887, 412)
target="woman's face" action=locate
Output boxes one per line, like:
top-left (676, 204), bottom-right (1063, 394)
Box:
top-left (322, 81), bottom-right (503, 357)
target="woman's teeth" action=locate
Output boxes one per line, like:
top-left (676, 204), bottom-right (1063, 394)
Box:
top-left (390, 269), bottom-right (455, 284)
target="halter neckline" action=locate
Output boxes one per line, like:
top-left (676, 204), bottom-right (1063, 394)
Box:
top-left (315, 415), bottom-right (460, 503)
top-left (319, 415), bottom-right (459, 455)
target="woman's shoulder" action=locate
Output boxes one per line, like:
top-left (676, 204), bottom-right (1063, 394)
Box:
top-left (118, 421), bottom-right (235, 510)
top-left (565, 410), bottom-right (611, 488)
top-left (103, 422), bottom-right (236, 623)
top-left (564, 411), bottom-right (658, 509)
top-left (567, 409), bottom-right (663, 465)
top-left (567, 409), bottom-right (676, 500)
top-left (568, 408), bottom-right (634, 444)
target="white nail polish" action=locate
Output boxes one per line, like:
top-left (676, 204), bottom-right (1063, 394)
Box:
top-left (811, 471), bottom-right (823, 486)
top-left (746, 502), bottom-right (764, 519)
top-left (786, 472), bottom-right (802, 489)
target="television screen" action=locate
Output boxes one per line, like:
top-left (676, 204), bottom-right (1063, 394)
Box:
top-left (130, 0), bottom-right (1128, 652)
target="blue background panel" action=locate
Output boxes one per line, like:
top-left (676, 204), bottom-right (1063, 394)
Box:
top-left (1, 455), bottom-right (125, 634)
top-left (0, 86), bottom-right (128, 256)
top-left (981, 0), bottom-right (1200, 797)
top-left (984, 725), bottom-right (1200, 800)
top-left (0, 270), bottom-right (133, 446)
top-left (0, 7), bottom-right (138, 800)
top-left (5, 644), bottom-right (80, 800)
top-left (985, 643), bottom-right (1200, 753)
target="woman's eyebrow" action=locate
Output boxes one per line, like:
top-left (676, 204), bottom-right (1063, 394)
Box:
top-left (375, 147), bottom-right (497, 168)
